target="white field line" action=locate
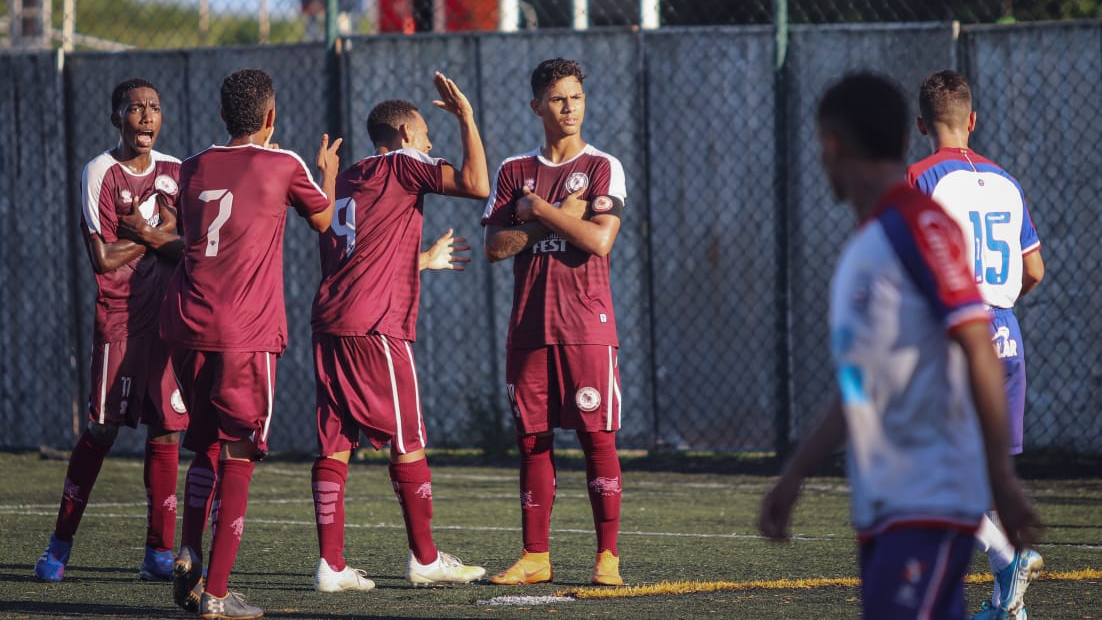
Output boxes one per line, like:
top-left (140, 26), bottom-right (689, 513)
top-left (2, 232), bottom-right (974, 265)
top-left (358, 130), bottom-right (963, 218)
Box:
top-left (4, 500), bottom-right (1100, 549)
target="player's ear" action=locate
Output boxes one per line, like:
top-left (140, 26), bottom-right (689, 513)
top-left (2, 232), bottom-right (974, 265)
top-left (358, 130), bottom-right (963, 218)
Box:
top-left (915, 116), bottom-right (929, 136)
top-left (967, 110), bottom-right (977, 133)
top-left (529, 99), bottom-right (541, 116)
top-left (264, 105), bottom-right (276, 130)
top-left (110, 111), bottom-right (122, 129)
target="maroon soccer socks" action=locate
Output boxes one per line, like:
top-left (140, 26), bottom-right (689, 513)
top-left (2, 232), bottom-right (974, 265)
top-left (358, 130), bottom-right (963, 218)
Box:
top-left (389, 459), bottom-right (438, 565)
top-left (312, 457), bottom-right (348, 571)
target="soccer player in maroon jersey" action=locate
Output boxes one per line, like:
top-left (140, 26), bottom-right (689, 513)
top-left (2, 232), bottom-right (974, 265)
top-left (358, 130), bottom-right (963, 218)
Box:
top-left (310, 71), bottom-right (488, 592)
top-left (35, 78), bottom-right (186, 584)
top-left (482, 58), bottom-right (627, 586)
top-left (160, 68), bottom-right (342, 619)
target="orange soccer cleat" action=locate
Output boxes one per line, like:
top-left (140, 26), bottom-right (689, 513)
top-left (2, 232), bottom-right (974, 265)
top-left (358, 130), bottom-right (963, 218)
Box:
top-left (489, 550), bottom-right (553, 585)
top-left (591, 550), bottom-right (623, 586)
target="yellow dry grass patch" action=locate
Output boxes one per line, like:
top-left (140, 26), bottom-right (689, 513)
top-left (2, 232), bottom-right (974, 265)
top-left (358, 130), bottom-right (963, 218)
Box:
top-left (555, 568), bottom-right (1102, 600)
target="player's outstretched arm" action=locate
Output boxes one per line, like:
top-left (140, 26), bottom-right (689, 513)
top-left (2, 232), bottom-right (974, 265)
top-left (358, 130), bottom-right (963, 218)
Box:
top-left (420, 228), bottom-right (471, 271)
top-left (954, 319), bottom-right (1043, 548)
top-left (308, 133), bottom-right (343, 232)
top-left (433, 72), bottom-right (489, 199)
top-left (758, 396), bottom-right (846, 541)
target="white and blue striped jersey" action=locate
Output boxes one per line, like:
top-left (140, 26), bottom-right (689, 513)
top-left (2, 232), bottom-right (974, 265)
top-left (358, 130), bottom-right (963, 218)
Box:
top-left (831, 184), bottom-right (991, 537)
top-left (908, 147), bottom-right (1041, 309)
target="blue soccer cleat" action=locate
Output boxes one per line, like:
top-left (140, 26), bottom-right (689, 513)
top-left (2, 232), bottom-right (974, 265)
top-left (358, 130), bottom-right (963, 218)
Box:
top-left (1000, 549), bottom-right (1043, 617)
top-left (34, 534), bottom-right (73, 582)
top-left (139, 546), bottom-right (175, 581)
top-left (969, 549), bottom-right (1044, 620)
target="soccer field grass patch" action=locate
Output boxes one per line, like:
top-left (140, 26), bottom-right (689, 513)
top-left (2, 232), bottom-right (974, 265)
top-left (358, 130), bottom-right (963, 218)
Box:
top-left (1, 451), bottom-right (1099, 620)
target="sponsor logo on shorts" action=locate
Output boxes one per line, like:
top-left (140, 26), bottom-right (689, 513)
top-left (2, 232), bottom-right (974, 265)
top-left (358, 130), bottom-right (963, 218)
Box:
top-left (154, 174), bottom-right (179, 196)
top-left (507, 383), bottom-right (521, 418)
top-left (593, 195), bottom-right (614, 212)
top-left (575, 387), bottom-right (601, 412)
top-left (170, 389), bottom-right (188, 414)
top-left (893, 557), bottom-right (925, 608)
top-left (993, 326), bottom-right (1018, 359)
top-left (565, 172), bottom-right (589, 193)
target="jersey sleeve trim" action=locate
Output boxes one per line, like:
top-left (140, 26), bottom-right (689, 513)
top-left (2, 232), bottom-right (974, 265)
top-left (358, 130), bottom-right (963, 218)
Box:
top-left (81, 151), bottom-right (115, 235)
top-left (481, 150), bottom-right (538, 225)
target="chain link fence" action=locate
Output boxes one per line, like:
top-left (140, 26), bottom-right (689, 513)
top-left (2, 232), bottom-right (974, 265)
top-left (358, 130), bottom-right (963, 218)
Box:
top-left (6, 1), bottom-right (1102, 50)
top-left (3, 2), bottom-right (1101, 455)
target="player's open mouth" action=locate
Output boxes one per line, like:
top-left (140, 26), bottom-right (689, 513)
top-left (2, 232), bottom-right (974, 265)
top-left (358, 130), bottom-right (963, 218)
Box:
top-left (135, 130), bottom-right (155, 148)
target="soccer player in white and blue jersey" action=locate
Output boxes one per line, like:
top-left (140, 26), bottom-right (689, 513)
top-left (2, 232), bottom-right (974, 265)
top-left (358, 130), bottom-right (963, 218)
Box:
top-left (759, 72), bottom-right (1042, 620)
top-left (908, 70), bottom-right (1045, 620)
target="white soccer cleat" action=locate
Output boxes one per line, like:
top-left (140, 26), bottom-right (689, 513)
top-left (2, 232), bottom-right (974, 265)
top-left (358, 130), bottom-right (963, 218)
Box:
top-left (406, 550), bottom-right (486, 585)
top-left (314, 558), bottom-right (375, 592)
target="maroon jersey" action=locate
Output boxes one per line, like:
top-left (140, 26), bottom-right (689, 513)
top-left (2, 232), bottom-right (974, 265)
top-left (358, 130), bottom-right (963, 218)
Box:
top-left (81, 150), bottom-right (181, 342)
top-left (160, 144), bottom-right (330, 353)
top-left (311, 149), bottom-right (446, 339)
top-left (481, 144), bottom-right (627, 348)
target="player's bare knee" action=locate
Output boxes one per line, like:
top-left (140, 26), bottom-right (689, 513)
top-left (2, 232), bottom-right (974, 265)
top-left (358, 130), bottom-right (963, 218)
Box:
top-left (87, 422), bottom-right (119, 447)
top-left (147, 428), bottom-right (180, 444)
top-left (222, 439), bottom-right (260, 462)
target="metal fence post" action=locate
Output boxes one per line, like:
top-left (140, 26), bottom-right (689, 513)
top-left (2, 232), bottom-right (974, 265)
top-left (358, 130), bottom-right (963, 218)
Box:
top-left (325, 0), bottom-right (342, 138)
top-left (772, 0), bottom-right (792, 459)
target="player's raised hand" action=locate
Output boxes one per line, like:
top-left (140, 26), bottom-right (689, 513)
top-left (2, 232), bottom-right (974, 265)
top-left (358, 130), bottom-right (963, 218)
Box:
top-left (316, 133), bottom-right (343, 178)
top-left (432, 71), bottom-right (474, 119)
top-left (421, 228), bottom-right (472, 271)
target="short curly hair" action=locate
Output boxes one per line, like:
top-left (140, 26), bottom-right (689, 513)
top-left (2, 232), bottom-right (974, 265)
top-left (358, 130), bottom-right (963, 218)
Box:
top-left (367, 99), bottom-right (419, 147)
top-left (220, 69), bottom-right (274, 138)
top-left (530, 58), bottom-right (586, 99)
top-left (111, 77), bottom-right (158, 114)
top-left (919, 70), bottom-right (973, 127)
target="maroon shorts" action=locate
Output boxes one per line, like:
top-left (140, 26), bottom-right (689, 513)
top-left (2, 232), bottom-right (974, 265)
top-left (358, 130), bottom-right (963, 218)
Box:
top-left (87, 333), bottom-right (188, 431)
top-left (171, 348), bottom-right (277, 457)
top-left (505, 344), bottom-right (621, 435)
top-left (314, 333), bottom-right (427, 456)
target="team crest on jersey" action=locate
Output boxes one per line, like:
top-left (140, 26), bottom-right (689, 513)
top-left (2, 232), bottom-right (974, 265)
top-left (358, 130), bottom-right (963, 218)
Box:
top-left (575, 387), bottom-right (601, 412)
top-left (565, 172), bottom-right (589, 193)
top-left (154, 174), bottom-right (179, 196)
top-left (523, 178), bottom-right (536, 191)
top-left (119, 188), bottom-right (133, 204)
top-left (593, 196), bottom-right (614, 213)
top-left (170, 389), bottom-right (187, 414)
